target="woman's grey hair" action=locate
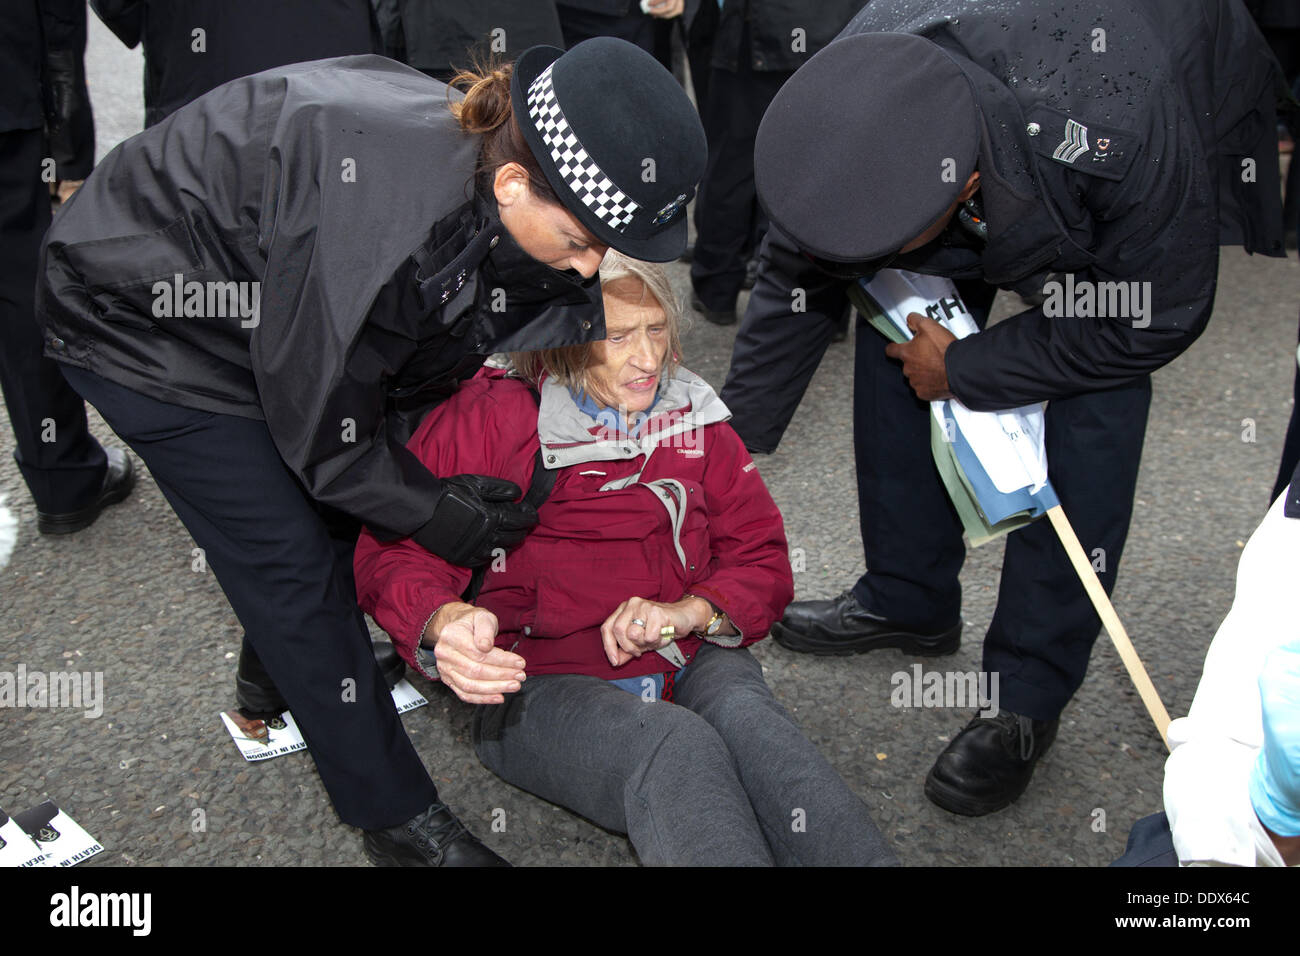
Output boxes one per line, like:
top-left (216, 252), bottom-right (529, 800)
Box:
top-left (508, 250), bottom-right (687, 392)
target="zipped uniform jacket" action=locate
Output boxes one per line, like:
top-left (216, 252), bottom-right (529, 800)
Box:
top-left (36, 55), bottom-right (605, 552)
top-left (723, 0), bottom-right (1288, 449)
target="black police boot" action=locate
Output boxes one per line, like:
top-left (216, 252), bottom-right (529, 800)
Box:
top-left (37, 447), bottom-right (136, 535)
top-left (371, 640), bottom-right (407, 690)
top-left (770, 590), bottom-right (960, 656)
top-left (235, 640), bottom-right (406, 720)
top-left (363, 801), bottom-right (510, 867)
top-left (690, 291), bottom-right (737, 326)
top-left (924, 710), bottom-right (1060, 816)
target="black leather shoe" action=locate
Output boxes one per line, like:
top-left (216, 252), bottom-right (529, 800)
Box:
top-left (690, 292), bottom-right (737, 326)
top-left (364, 802), bottom-right (510, 867)
top-left (771, 590), bottom-right (960, 656)
top-left (235, 640), bottom-right (406, 720)
top-left (36, 447), bottom-right (136, 535)
top-left (924, 711), bottom-right (1060, 816)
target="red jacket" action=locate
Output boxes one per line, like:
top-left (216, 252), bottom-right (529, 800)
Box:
top-left (354, 367), bottom-right (794, 681)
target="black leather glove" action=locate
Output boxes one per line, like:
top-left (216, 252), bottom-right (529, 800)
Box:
top-left (412, 475), bottom-right (538, 568)
top-left (43, 48), bottom-right (89, 175)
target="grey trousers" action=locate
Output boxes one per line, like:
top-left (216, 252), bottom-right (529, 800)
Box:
top-left (472, 643), bottom-right (898, 866)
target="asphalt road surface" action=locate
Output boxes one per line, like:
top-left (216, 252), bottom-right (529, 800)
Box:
top-left (2, 15), bottom-right (1297, 868)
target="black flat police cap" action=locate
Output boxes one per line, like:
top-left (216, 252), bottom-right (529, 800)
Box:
top-left (512, 38), bottom-right (707, 263)
top-left (754, 32), bottom-right (981, 264)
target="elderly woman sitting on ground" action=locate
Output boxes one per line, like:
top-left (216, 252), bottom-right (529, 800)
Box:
top-left (353, 252), bottom-right (896, 866)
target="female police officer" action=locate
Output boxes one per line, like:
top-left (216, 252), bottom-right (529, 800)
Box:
top-left (35, 38), bottom-right (705, 865)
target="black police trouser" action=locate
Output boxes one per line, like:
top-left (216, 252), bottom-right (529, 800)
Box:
top-left (0, 127), bottom-right (106, 513)
top-left (59, 366), bottom-right (439, 830)
top-left (690, 52), bottom-right (788, 312)
top-left (683, 0), bottom-right (717, 113)
top-left (850, 305), bottom-right (1152, 722)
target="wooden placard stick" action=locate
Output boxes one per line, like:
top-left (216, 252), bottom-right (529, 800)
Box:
top-left (1047, 504), bottom-right (1172, 748)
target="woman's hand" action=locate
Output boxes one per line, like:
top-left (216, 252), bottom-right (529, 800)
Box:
top-left (424, 602), bottom-right (526, 704)
top-left (601, 595), bottom-right (712, 667)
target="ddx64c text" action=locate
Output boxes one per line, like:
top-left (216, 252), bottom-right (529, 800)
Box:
top-left (1129, 892), bottom-right (1249, 906)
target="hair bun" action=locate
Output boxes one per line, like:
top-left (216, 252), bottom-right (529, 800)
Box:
top-left (450, 62), bottom-right (514, 135)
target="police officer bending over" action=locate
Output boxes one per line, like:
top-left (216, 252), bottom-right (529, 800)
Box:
top-left (37, 40), bottom-right (705, 863)
top-left (722, 0), bottom-right (1288, 815)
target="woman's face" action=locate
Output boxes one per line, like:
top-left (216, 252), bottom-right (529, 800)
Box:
top-left (584, 276), bottom-right (670, 415)
top-left (495, 163), bottom-right (609, 277)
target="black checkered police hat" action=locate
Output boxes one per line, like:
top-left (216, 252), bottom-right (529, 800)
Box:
top-left (511, 38), bottom-right (706, 263)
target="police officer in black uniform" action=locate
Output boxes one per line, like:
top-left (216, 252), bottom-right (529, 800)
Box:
top-left (555, 0), bottom-right (687, 56)
top-left (92, 0), bottom-right (416, 735)
top-left (372, 0), bottom-right (566, 82)
top-left (91, 0), bottom-right (381, 127)
top-left (689, 0), bottom-right (861, 326)
top-left (1, 0), bottom-right (134, 536)
top-left (722, 0), bottom-right (1288, 816)
top-left (37, 40), bottom-right (705, 863)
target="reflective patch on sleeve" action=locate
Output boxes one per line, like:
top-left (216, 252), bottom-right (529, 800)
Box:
top-left (1025, 104), bottom-right (1140, 182)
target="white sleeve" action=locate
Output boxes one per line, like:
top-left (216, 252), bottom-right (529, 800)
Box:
top-left (1164, 490), bottom-right (1299, 867)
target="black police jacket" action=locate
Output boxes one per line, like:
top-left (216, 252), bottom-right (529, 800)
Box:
top-left (722, 0), bottom-right (1288, 449)
top-left (555, 0), bottom-right (709, 31)
top-left (90, 0), bottom-right (379, 126)
top-left (1247, 1), bottom-right (1300, 30)
top-left (555, 0), bottom-right (644, 16)
top-left (372, 0), bottom-right (564, 76)
top-left (37, 55), bottom-right (605, 549)
top-left (711, 0), bottom-right (865, 73)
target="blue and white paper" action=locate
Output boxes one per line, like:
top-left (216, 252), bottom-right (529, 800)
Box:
top-left (852, 270), bottom-right (1060, 544)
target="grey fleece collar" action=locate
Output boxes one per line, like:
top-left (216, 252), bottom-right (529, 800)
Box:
top-left (536, 367), bottom-right (731, 472)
